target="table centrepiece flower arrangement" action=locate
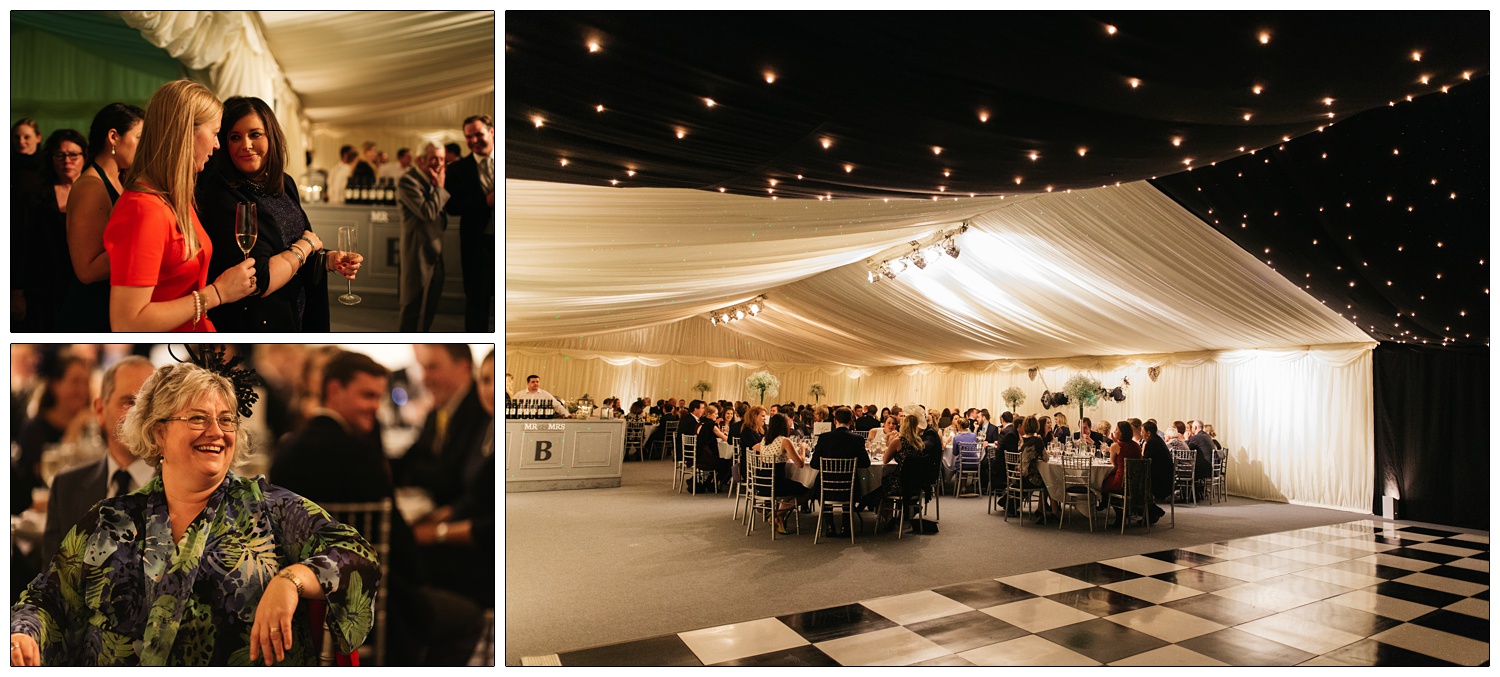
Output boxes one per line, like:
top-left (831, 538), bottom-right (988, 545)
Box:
top-left (692, 380), bottom-right (712, 398)
top-left (808, 383), bottom-right (826, 403)
top-left (1002, 386), bottom-right (1025, 412)
top-left (1062, 374), bottom-right (1103, 420)
top-left (746, 370), bottom-right (780, 404)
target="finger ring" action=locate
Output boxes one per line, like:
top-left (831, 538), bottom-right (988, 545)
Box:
top-left (269, 628), bottom-right (281, 634)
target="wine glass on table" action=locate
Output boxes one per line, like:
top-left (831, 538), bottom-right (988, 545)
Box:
top-left (337, 226), bottom-right (361, 306)
top-left (234, 203), bottom-right (257, 259)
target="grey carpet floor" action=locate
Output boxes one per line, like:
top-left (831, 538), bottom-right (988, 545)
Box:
top-left (503, 459), bottom-right (1374, 665)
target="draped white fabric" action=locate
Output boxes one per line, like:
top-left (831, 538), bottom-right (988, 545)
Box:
top-left (506, 179), bottom-right (1372, 363)
top-left (119, 11), bottom-right (309, 177)
top-left (505, 343), bottom-right (1374, 513)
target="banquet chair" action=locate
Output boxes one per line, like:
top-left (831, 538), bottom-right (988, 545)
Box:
top-left (728, 437), bottom-right (746, 519)
top-left (745, 451), bottom-right (798, 539)
top-left (1172, 450), bottom-right (1197, 507)
top-left (1000, 451), bottom-right (1039, 522)
top-left (314, 499), bottom-right (391, 666)
top-left (1106, 458), bottom-right (1153, 534)
top-left (624, 423), bottom-right (645, 462)
top-left (814, 457), bottom-right (860, 544)
top-left (1059, 454), bottom-right (1095, 531)
top-left (653, 420), bottom-right (678, 461)
top-left (955, 442), bottom-right (982, 497)
top-left (677, 435), bottom-right (715, 494)
top-left (1210, 453), bottom-right (1227, 503)
top-left (311, 599), bottom-right (360, 665)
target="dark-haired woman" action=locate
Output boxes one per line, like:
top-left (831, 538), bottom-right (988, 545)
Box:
top-left (16, 129), bottom-right (88, 331)
top-left (11, 354), bottom-right (91, 516)
top-left (1099, 420), bottom-right (1142, 523)
top-left (197, 97), bottom-right (362, 332)
top-left (59, 103), bottom-right (145, 331)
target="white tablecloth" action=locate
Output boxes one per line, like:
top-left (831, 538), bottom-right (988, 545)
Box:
top-left (786, 459), bottom-right (892, 498)
top-left (1039, 458), bottom-right (1116, 504)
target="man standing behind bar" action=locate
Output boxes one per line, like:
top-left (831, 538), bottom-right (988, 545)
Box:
top-left (445, 115), bottom-right (496, 332)
top-left (397, 143), bottom-right (449, 332)
top-left (39, 356), bottom-right (155, 564)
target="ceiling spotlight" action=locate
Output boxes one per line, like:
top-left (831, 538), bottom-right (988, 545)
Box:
top-left (911, 251), bottom-right (927, 270)
top-left (1243, 113), bottom-right (1252, 121)
top-left (820, 138), bottom-right (832, 149)
top-left (1411, 50), bottom-right (1421, 61)
top-left (1128, 78), bottom-right (1141, 88)
top-left (944, 237), bottom-right (961, 259)
top-left (595, 104), bottom-right (605, 112)
top-left (559, 158), bottom-right (568, 166)
top-left (868, 270), bottom-right (876, 283)
top-left (1419, 75), bottom-right (1429, 85)
top-left (531, 116), bottom-right (544, 128)
top-left (710, 315), bottom-right (718, 326)
top-left (720, 313), bottom-right (730, 323)
top-left (1171, 137), bottom-right (1182, 147)
top-left (1323, 97), bottom-right (1334, 106)
top-left (1252, 85), bottom-right (1263, 95)
top-left (704, 98), bottom-right (717, 107)
top-left (1029, 151), bottom-right (1040, 161)
top-left (735, 308), bottom-right (744, 320)
top-left (764, 71), bottom-right (776, 84)
top-left (881, 262), bottom-right (897, 280)
top-left (1105, 24), bottom-right (1117, 35)
top-left (932, 146), bottom-right (943, 155)
top-left (675, 128), bottom-right (686, 139)
top-left (587, 40), bottom-right (601, 53)
top-left (978, 110), bottom-right (989, 122)
top-left (845, 164), bottom-right (854, 173)
top-left (1463, 71), bottom-right (1472, 80)
top-left (1077, 147), bottom-right (1087, 157)
top-left (1258, 31), bottom-right (1270, 44)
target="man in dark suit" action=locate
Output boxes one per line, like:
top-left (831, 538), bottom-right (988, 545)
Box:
top-left (973, 409), bottom-right (1001, 446)
top-left (854, 403), bottom-right (881, 432)
top-left (40, 356), bottom-right (155, 564)
top-left (1073, 417), bottom-right (1107, 450)
top-left (678, 399), bottom-right (704, 463)
top-left (809, 408), bottom-right (870, 535)
top-left (1187, 420), bottom-right (1215, 497)
top-left (443, 114), bottom-right (496, 332)
top-left (1140, 421), bottom-right (1173, 524)
top-left (394, 345), bottom-right (487, 509)
top-left (274, 349), bottom-right (481, 665)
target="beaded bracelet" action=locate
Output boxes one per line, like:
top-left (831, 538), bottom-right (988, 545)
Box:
top-left (191, 290), bottom-right (202, 327)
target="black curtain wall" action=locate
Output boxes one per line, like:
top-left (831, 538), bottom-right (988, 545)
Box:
top-left (1372, 344), bottom-right (1489, 529)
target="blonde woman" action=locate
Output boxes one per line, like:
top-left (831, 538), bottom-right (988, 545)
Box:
top-left (104, 80), bottom-right (258, 331)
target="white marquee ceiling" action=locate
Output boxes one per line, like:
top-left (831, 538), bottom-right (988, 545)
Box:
top-left (256, 10), bottom-right (495, 127)
top-left (505, 179), bottom-right (1373, 367)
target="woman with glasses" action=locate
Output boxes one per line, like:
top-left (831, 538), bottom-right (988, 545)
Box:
top-left (14, 129), bottom-right (87, 331)
top-left (103, 80), bottom-right (259, 332)
top-left (10, 362), bottom-right (379, 666)
top-left (59, 103), bottom-right (145, 331)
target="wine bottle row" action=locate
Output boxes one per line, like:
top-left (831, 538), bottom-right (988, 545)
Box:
top-left (346, 177), bottom-right (398, 205)
top-left (506, 398), bottom-right (556, 419)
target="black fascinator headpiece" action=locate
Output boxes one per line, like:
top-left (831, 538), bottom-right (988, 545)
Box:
top-left (172, 344), bottom-right (261, 418)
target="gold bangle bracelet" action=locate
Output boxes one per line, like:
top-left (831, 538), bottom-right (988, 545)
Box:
top-left (276, 568), bottom-right (305, 597)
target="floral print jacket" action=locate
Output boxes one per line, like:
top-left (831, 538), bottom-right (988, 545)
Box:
top-left (11, 472), bottom-right (379, 666)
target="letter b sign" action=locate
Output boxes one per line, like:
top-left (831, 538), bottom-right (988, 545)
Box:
top-left (534, 440), bottom-right (553, 462)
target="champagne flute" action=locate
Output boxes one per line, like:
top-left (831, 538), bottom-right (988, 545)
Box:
top-left (234, 203), bottom-right (257, 259)
top-left (337, 226), bottom-right (362, 305)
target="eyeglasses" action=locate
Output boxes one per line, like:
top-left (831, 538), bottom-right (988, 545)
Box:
top-left (159, 415), bottom-right (240, 432)
top-left (53, 152), bottom-right (84, 160)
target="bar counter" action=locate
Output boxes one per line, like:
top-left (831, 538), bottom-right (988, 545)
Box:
top-left (504, 418), bottom-right (624, 492)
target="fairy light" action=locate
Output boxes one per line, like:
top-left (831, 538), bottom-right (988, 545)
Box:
top-left (932, 146), bottom-right (943, 155)
top-left (588, 40), bottom-right (601, 53)
top-left (1252, 85), bottom-right (1263, 94)
top-left (763, 71), bottom-right (776, 84)
top-left (704, 98), bottom-right (717, 107)
top-left (595, 104), bottom-right (605, 113)
top-left (1171, 137), bottom-right (1182, 147)
top-left (675, 128), bottom-right (686, 139)
top-left (1029, 151), bottom-right (1039, 161)
top-left (1258, 31), bottom-right (1270, 44)
top-left (531, 116), bottom-right (544, 128)
top-left (1077, 147), bottom-right (1087, 157)
top-left (844, 164), bottom-right (853, 173)
top-left (1128, 78), bottom-right (1140, 88)
top-left (978, 110), bottom-right (989, 122)
top-left (626, 170), bottom-right (635, 177)
top-left (1419, 75), bottom-right (1429, 85)
top-left (1323, 97), bottom-right (1334, 106)
top-left (820, 138), bottom-right (832, 149)
top-left (1411, 50), bottom-right (1421, 61)
top-left (559, 158), bottom-right (568, 166)
top-left (1243, 113), bottom-right (1253, 121)
top-left (1105, 24), bottom-right (1117, 35)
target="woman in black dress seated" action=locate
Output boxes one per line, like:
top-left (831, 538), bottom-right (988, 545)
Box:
top-left (197, 96), bottom-right (362, 332)
top-left (757, 413), bottom-right (808, 534)
top-left (866, 410), bottom-right (943, 531)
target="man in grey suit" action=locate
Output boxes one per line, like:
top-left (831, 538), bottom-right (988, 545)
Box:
top-left (1187, 420), bottom-right (1215, 498)
top-left (397, 143), bottom-right (450, 332)
top-left (40, 356), bottom-right (156, 564)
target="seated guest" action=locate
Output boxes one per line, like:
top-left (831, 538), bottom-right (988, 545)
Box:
top-left (937, 408), bottom-right (953, 430)
top-left (973, 409), bottom-right (1000, 446)
top-left (1165, 427), bottom-right (1191, 453)
top-left (1173, 420), bottom-right (1188, 438)
top-left (693, 403), bottom-right (730, 490)
top-left (854, 404), bottom-right (880, 432)
top-left (738, 406), bottom-right (767, 482)
top-left (997, 411), bottom-right (1020, 458)
top-left (877, 406), bottom-right (890, 422)
top-left (1017, 417), bottom-right (1055, 524)
top-left (677, 399), bottom-right (704, 462)
top-left (11, 362), bottom-right (378, 666)
top-left (810, 407), bottom-right (871, 470)
top-left (949, 417), bottom-right (977, 473)
top-left (1052, 412), bottom-right (1071, 444)
top-left (40, 356), bottom-right (155, 565)
top-left (625, 400), bottom-right (648, 424)
top-left (1187, 420), bottom-right (1215, 494)
top-left (1100, 420), bottom-right (1143, 525)
top-left (869, 410), bottom-right (943, 532)
top-left (1148, 418), bottom-right (1167, 442)
top-left (1038, 416), bottom-right (1053, 443)
top-left (795, 408), bottom-right (814, 436)
top-left (13, 353), bottom-right (92, 516)
top-left (1097, 420), bottom-right (1113, 445)
top-left (273, 349), bottom-right (482, 664)
top-left (1074, 417), bottom-right (1106, 450)
top-left (1129, 417), bottom-right (1146, 449)
top-left (1140, 420), bottom-right (1172, 524)
top-left (759, 413), bottom-right (809, 534)
top-left (1205, 424), bottom-right (1226, 457)
top-left (394, 345), bottom-right (486, 509)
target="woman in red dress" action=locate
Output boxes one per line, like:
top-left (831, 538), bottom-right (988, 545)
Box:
top-left (1099, 419), bottom-right (1142, 521)
top-left (104, 80), bottom-right (258, 331)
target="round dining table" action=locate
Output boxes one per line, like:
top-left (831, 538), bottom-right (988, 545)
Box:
top-left (784, 456), bottom-right (892, 498)
top-left (1039, 455), bottom-right (1116, 504)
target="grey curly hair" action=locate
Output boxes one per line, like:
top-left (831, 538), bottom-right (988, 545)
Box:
top-left (118, 363), bottom-right (255, 471)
